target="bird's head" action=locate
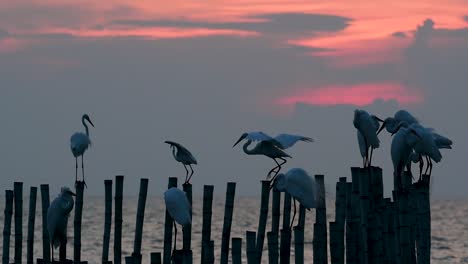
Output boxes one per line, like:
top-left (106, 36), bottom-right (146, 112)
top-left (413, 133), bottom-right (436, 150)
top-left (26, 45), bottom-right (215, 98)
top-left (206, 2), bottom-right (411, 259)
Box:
top-left (82, 114), bottom-right (95, 127)
top-left (232, 133), bottom-right (248, 147)
top-left (164, 141), bottom-right (176, 149)
top-left (60, 187), bottom-right (76, 196)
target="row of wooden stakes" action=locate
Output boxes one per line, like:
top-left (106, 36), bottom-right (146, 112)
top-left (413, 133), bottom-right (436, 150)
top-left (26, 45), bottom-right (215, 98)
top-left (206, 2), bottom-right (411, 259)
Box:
top-left (1, 167), bottom-right (431, 264)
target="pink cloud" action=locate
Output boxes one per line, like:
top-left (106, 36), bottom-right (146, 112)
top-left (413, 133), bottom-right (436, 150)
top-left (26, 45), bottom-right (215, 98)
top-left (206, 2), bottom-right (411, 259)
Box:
top-left (276, 83), bottom-right (424, 106)
top-left (0, 37), bottom-right (26, 53)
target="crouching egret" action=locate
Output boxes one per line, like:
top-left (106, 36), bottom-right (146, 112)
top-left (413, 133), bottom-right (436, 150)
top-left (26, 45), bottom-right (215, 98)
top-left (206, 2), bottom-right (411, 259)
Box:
top-left (353, 109), bottom-right (383, 167)
top-left (233, 131), bottom-right (313, 180)
top-left (164, 141), bottom-right (198, 184)
top-left (47, 187), bottom-right (75, 262)
top-left (70, 114), bottom-right (94, 187)
top-left (164, 187), bottom-right (191, 256)
top-left (272, 168), bottom-right (318, 227)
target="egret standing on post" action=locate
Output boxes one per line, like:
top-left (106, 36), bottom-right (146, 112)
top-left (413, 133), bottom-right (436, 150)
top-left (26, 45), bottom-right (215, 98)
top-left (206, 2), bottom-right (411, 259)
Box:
top-left (164, 141), bottom-right (198, 184)
top-left (70, 114), bottom-right (94, 187)
top-left (232, 132), bottom-right (313, 180)
top-left (272, 168), bottom-right (318, 227)
top-left (164, 187), bottom-right (191, 256)
top-left (47, 187), bottom-right (75, 262)
top-left (353, 110), bottom-right (383, 167)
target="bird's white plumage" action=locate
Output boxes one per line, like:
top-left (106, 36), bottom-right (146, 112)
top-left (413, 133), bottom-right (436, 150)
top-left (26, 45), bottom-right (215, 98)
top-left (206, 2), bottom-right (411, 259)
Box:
top-left (391, 126), bottom-right (420, 177)
top-left (244, 131), bottom-right (274, 142)
top-left (410, 123), bottom-right (442, 163)
top-left (47, 187), bottom-right (74, 249)
top-left (274, 168), bottom-right (317, 209)
top-left (383, 110), bottom-right (419, 134)
top-left (357, 131), bottom-right (367, 158)
top-left (353, 109), bottom-right (380, 149)
top-left (432, 133), bottom-right (452, 149)
top-left (273, 134), bottom-right (313, 149)
top-left (164, 187), bottom-right (191, 226)
top-left (70, 132), bottom-right (91, 157)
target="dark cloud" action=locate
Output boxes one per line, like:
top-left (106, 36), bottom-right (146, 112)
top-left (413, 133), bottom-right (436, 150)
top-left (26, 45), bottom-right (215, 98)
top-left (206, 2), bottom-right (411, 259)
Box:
top-left (391, 31), bottom-right (407, 38)
top-left (111, 13), bottom-right (352, 34)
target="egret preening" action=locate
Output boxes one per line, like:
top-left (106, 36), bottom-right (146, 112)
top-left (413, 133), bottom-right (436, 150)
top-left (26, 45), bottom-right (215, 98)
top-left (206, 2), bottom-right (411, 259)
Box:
top-left (378, 109), bottom-right (418, 135)
top-left (164, 141), bottom-right (198, 184)
top-left (47, 187), bottom-right (75, 262)
top-left (272, 168), bottom-right (318, 228)
top-left (232, 132), bottom-right (313, 180)
top-left (164, 187), bottom-right (191, 256)
top-left (353, 110), bottom-right (383, 167)
top-left (70, 114), bottom-right (94, 187)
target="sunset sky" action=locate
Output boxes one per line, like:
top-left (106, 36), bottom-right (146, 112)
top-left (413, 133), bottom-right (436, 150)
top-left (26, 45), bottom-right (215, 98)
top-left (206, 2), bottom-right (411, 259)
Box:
top-left (1, 0), bottom-right (467, 197)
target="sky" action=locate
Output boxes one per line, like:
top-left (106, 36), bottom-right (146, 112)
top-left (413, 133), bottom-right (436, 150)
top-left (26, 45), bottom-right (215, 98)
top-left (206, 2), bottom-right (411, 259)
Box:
top-left (0, 0), bottom-right (467, 198)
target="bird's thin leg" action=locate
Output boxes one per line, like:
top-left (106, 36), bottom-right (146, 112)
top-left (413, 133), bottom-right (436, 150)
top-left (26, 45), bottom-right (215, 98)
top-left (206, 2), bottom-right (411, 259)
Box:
top-left (270, 158), bottom-right (287, 182)
top-left (418, 155), bottom-right (424, 182)
top-left (75, 157), bottom-right (78, 184)
top-left (369, 147), bottom-right (374, 168)
top-left (424, 156), bottom-right (430, 176)
top-left (267, 159), bottom-right (281, 179)
top-left (186, 164), bottom-right (194, 184)
top-left (81, 155), bottom-right (87, 188)
top-left (183, 164), bottom-right (189, 183)
top-left (290, 199), bottom-right (297, 229)
top-left (428, 158), bottom-right (433, 176)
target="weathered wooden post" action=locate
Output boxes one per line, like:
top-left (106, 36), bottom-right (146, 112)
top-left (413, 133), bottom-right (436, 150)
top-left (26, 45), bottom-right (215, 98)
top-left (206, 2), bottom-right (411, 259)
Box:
top-left (398, 171), bottom-right (412, 264)
top-left (334, 177), bottom-right (347, 264)
top-left (255, 180), bottom-right (270, 263)
top-left (163, 177), bottom-right (178, 264)
top-left (206, 241), bottom-right (215, 264)
top-left (74, 181), bottom-right (85, 263)
top-left (114, 175), bottom-right (125, 264)
top-left (27, 186), bottom-right (37, 264)
top-left (40, 184), bottom-right (51, 262)
top-left (408, 183), bottom-right (417, 264)
top-left (312, 174), bottom-right (327, 264)
top-left (280, 193), bottom-right (292, 264)
top-left (200, 185), bottom-right (214, 264)
top-left (267, 232), bottom-right (278, 264)
top-left (182, 183), bottom-right (192, 258)
top-left (102, 180), bottom-right (113, 264)
top-left (329, 222), bottom-right (338, 264)
top-left (293, 226), bottom-right (304, 264)
top-left (358, 168), bottom-right (370, 264)
top-left (345, 181), bottom-right (358, 264)
top-left (14, 182), bottom-right (23, 264)
top-left (2, 190), bottom-right (14, 264)
top-left (231, 238), bottom-right (242, 264)
top-left (416, 174), bottom-right (431, 264)
top-left (125, 256), bottom-right (134, 264)
top-left (384, 199), bottom-right (396, 264)
top-left (246, 231), bottom-right (257, 264)
top-left (132, 178), bottom-right (149, 264)
top-left (220, 182), bottom-right (236, 264)
top-left (271, 190), bottom-right (281, 234)
top-left (150, 252), bottom-right (161, 264)
top-left (392, 191), bottom-right (401, 264)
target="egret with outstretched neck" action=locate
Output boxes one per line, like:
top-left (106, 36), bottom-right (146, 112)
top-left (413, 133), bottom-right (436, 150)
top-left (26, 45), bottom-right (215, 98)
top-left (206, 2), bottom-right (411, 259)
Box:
top-left (164, 141), bottom-right (197, 184)
top-left (70, 114), bottom-right (94, 187)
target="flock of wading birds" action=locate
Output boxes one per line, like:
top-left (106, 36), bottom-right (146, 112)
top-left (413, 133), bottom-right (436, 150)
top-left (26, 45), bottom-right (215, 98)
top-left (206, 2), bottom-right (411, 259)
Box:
top-left (46, 109), bottom-right (452, 260)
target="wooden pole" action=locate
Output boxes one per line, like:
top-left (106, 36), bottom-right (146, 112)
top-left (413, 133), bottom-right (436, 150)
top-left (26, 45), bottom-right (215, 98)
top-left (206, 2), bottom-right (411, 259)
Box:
top-left (131, 178), bottom-right (149, 264)
top-left (329, 222), bottom-right (338, 264)
top-left (345, 181), bottom-right (358, 264)
top-left (246, 231), bottom-right (257, 264)
top-left (125, 256), bottom-right (135, 264)
top-left (220, 182), bottom-right (236, 264)
top-left (293, 226), bottom-right (304, 264)
top-left (200, 185), bottom-right (214, 264)
top-left (312, 174), bottom-right (327, 264)
top-left (2, 190), bottom-right (14, 264)
top-left (74, 181), bottom-right (85, 263)
top-left (27, 186), bottom-right (37, 264)
top-left (392, 191), bottom-right (401, 264)
top-left (358, 168), bottom-right (370, 264)
top-left (14, 182), bottom-right (23, 264)
top-left (102, 180), bottom-right (113, 263)
top-left (206, 240), bottom-right (215, 264)
top-left (255, 180), bottom-right (270, 263)
top-left (416, 174), bottom-right (431, 264)
top-left (384, 199), bottom-right (396, 264)
top-left (408, 184), bottom-right (417, 264)
top-left (398, 171), bottom-right (412, 264)
top-left (334, 177), bottom-right (346, 264)
top-left (231, 237), bottom-right (242, 264)
top-left (163, 177), bottom-right (178, 264)
top-left (271, 189), bottom-right (281, 233)
top-left (40, 184), bottom-right (51, 262)
top-left (280, 193), bottom-right (292, 264)
top-left (114, 175), bottom-right (125, 264)
top-left (267, 232), bottom-right (278, 264)
top-left (182, 183), bottom-right (192, 255)
top-left (150, 252), bottom-right (162, 264)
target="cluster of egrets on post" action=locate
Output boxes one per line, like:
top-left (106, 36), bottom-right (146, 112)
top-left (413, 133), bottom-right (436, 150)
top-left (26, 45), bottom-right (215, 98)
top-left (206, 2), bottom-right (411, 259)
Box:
top-left (47, 109), bottom-right (452, 261)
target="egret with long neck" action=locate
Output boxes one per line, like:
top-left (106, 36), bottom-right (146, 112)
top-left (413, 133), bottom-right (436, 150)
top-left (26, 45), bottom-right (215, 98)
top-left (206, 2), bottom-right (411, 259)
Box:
top-left (70, 114), bottom-right (94, 187)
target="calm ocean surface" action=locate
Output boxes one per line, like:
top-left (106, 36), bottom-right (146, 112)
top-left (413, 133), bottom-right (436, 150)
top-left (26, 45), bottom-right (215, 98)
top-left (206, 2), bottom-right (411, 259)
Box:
top-left (1, 196), bottom-right (467, 263)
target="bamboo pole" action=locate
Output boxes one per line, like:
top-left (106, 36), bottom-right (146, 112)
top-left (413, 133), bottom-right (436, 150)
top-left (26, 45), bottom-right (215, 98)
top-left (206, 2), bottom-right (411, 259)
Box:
top-left (329, 222), bottom-right (338, 264)
top-left (272, 189), bottom-right (281, 233)
top-left (114, 175), bottom-right (125, 264)
top-left (206, 241), bottom-right (215, 264)
top-left (27, 186), bottom-right (37, 264)
top-left (312, 174), bottom-right (327, 264)
top-left (59, 236), bottom-right (67, 262)
top-left (232, 238), bottom-right (242, 264)
top-left (385, 199), bottom-right (396, 264)
top-left (131, 178), bottom-right (149, 264)
top-left (416, 174), bottom-right (431, 264)
top-left (398, 171), bottom-right (412, 264)
top-left (335, 177), bottom-right (346, 264)
top-left (182, 183), bottom-right (192, 254)
top-left (40, 184), bottom-right (51, 263)
top-left (255, 180), bottom-right (270, 263)
top-left (150, 252), bottom-right (162, 264)
top-left (267, 232), bottom-right (278, 264)
top-left (125, 256), bottom-right (135, 264)
top-left (201, 185), bottom-right (214, 264)
top-left (246, 231), bottom-right (257, 264)
top-left (220, 182), bottom-right (236, 264)
top-left (102, 180), bottom-right (113, 263)
top-left (74, 181), bottom-right (85, 263)
top-left (392, 191), bottom-right (401, 264)
top-left (358, 168), bottom-right (370, 264)
top-left (14, 182), bottom-right (23, 264)
top-left (408, 183), bottom-right (417, 264)
top-left (163, 177), bottom-right (178, 264)
top-left (347, 169), bottom-right (361, 264)
top-left (280, 193), bottom-right (292, 264)
top-left (2, 190), bottom-right (14, 264)
top-left (293, 226), bottom-right (304, 264)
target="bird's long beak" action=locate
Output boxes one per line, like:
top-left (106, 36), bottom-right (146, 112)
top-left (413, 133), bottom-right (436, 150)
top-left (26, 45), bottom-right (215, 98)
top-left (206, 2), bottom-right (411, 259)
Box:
top-left (87, 118), bottom-right (95, 127)
top-left (232, 136), bottom-right (245, 147)
top-left (374, 116), bottom-right (384, 122)
top-left (70, 191), bottom-right (76, 196)
top-left (377, 121), bottom-right (386, 135)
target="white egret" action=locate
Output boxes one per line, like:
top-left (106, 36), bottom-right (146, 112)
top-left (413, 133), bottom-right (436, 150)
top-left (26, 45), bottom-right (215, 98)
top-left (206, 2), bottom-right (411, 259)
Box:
top-left (233, 132), bottom-right (313, 180)
top-left (47, 187), bottom-right (75, 262)
top-left (164, 187), bottom-right (191, 256)
top-left (70, 114), bottom-right (94, 187)
top-left (353, 110), bottom-right (383, 167)
top-left (164, 141), bottom-right (198, 184)
top-left (272, 168), bottom-right (318, 227)
top-left (378, 109), bottom-right (418, 135)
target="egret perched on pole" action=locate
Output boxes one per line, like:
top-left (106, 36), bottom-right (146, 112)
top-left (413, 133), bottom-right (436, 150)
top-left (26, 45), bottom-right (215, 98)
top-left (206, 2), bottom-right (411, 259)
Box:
top-left (353, 110), bottom-right (383, 167)
top-left (272, 168), bottom-right (318, 227)
top-left (232, 131), bottom-right (313, 180)
top-left (164, 141), bottom-right (198, 184)
top-left (164, 187), bottom-right (191, 257)
top-left (70, 114), bottom-right (94, 187)
top-left (47, 187), bottom-right (75, 262)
